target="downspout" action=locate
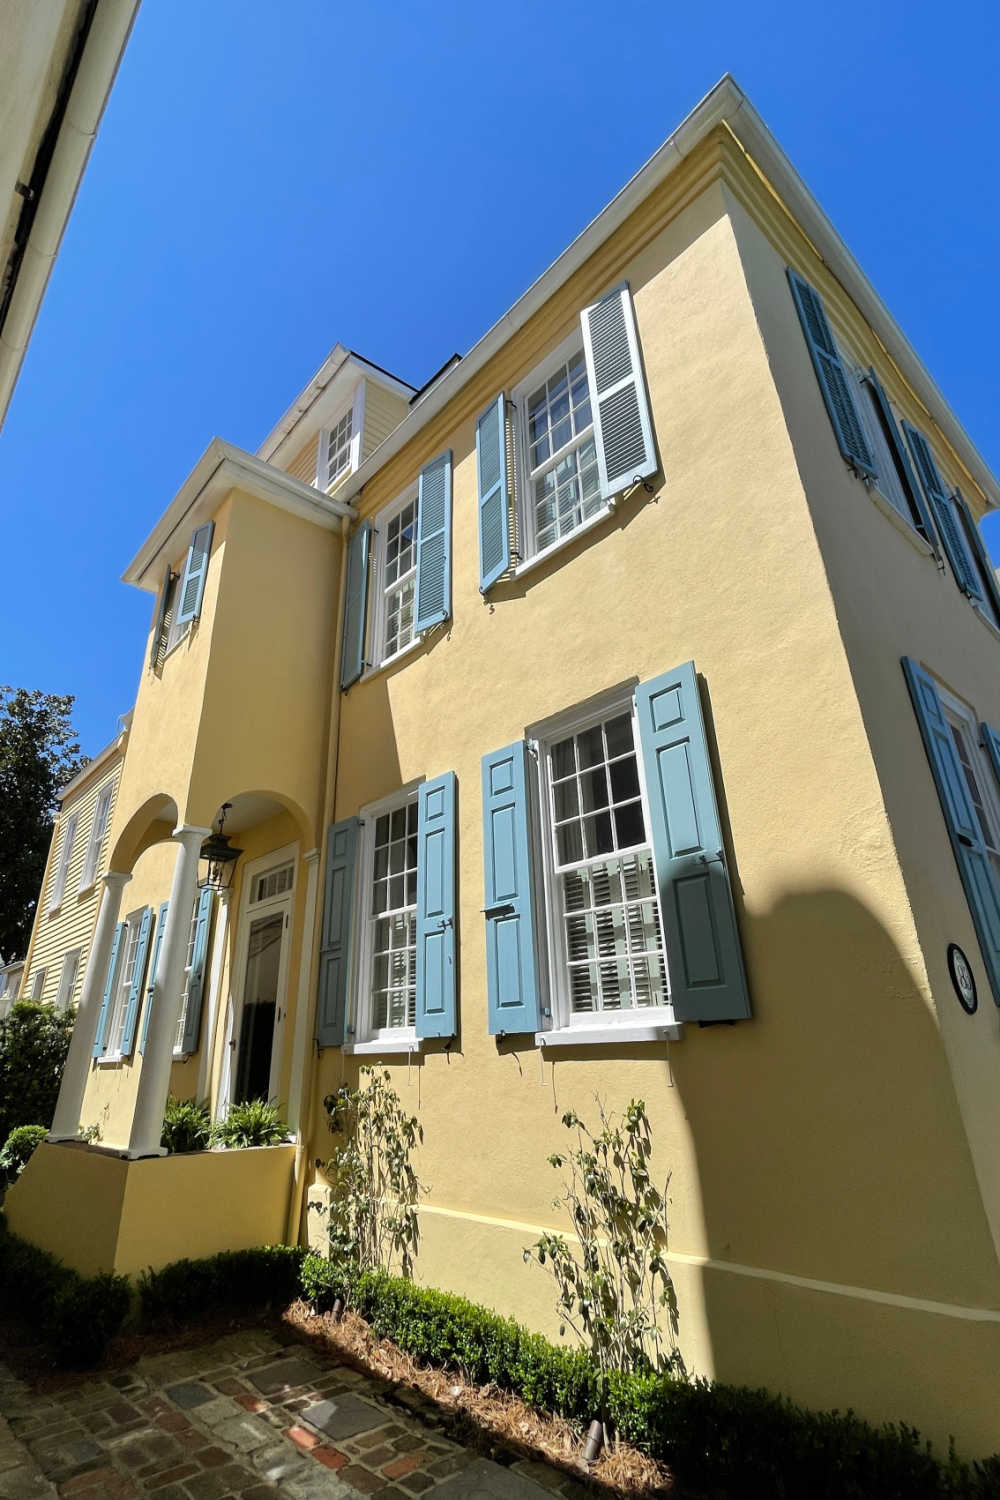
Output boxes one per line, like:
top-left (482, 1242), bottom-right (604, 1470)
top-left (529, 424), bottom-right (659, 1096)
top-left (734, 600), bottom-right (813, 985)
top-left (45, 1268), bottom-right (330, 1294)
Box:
top-left (285, 510), bottom-right (353, 1244)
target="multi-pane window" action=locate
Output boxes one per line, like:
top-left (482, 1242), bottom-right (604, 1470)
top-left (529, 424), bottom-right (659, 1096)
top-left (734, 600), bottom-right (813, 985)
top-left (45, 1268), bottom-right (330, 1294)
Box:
top-left (324, 408), bottom-right (354, 489)
top-left (946, 712), bottom-right (1000, 885)
top-left (376, 491), bottom-right (419, 663)
top-left (174, 899), bottom-right (202, 1053)
top-left (362, 796), bottom-right (419, 1034)
top-left (80, 783), bottom-right (113, 890)
top-left (253, 862), bottom-right (294, 903)
top-left (104, 913), bottom-right (144, 1058)
top-left (56, 949), bottom-right (81, 1010)
top-left (523, 348), bottom-right (601, 553)
top-left (542, 710), bottom-right (668, 1017)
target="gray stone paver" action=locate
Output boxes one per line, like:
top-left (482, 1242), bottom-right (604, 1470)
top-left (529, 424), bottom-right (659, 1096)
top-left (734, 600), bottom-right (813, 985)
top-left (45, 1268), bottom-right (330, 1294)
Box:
top-left (0, 1331), bottom-right (585, 1499)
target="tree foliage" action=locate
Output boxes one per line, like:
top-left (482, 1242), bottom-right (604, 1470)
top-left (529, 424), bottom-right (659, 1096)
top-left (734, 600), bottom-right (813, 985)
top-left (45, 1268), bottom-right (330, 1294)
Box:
top-left (0, 1001), bottom-right (74, 1141)
top-left (0, 687), bottom-right (86, 959)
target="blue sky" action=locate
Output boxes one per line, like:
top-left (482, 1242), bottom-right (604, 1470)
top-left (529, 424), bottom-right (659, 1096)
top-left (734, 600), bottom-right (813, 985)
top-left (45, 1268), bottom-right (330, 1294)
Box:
top-left (2, 0), bottom-right (999, 756)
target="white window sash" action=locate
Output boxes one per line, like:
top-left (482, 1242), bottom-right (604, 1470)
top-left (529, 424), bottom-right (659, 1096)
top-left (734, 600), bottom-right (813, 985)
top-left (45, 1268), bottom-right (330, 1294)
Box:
top-left (350, 784), bottom-right (422, 1044)
top-left (369, 485), bottom-right (420, 668)
top-left (513, 329), bottom-right (601, 563)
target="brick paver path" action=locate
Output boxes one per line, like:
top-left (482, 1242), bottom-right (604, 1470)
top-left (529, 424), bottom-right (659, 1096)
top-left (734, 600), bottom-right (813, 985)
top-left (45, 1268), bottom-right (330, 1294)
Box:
top-left (0, 1330), bottom-right (587, 1500)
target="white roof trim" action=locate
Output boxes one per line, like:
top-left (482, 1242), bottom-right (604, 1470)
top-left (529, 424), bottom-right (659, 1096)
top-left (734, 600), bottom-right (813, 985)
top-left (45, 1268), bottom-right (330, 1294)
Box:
top-left (124, 438), bottom-right (355, 592)
top-left (58, 726), bottom-right (128, 805)
top-left (257, 348), bottom-right (416, 467)
top-left (331, 74), bottom-right (999, 512)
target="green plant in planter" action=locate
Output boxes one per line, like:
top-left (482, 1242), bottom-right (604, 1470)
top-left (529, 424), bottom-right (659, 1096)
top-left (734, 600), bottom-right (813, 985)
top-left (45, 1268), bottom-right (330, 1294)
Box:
top-left (212, 1098), bottom-right (287, 1149)
top-left (0, 1124), bottom-right (47, 1185)
top-left (161, 1096), bottom-right (212, 1154)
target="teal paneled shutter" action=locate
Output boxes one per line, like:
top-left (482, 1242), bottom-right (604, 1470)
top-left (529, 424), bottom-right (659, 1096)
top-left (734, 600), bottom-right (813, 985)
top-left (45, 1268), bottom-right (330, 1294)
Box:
top-left (149, 563), bottom-right (173, 668)
top-left (415, 772), bottom-right (457, 1038)
top-left (481, 742), bottom-right (541, 1034)
top-left (787, 269), bottom-right (875, 478)
top-left (415, 451), bottom-right (452, 632)
top-left (341, 523), bottom-right (372, 689)
top-left (635, 663), bottom-right (750, 1022)
top-left (903, 657), bottom-right (1000, 1005)
top-left (139, 902), bottom-right (169, 1053)
top-left (93, 922), bottom-right (125, 1058)
top-left (175, 522), bottom-right (215, 626)
top-left (956, 492), bottom-right (1000, 619)
top-left (181, 884), bottom-right (214, 1053)
top-left (120, 906), bottom-right (153, 1057)
top-left (316, 817), bottom-right (359, 1046)
top-left (902, 424), bottom-right (981, 599)
top-left (477, 395), bottom-right (510, 592)
top-left (865, 370), bottom-right (939, 550)
top-left (580, 283), bottom-right (657, 499)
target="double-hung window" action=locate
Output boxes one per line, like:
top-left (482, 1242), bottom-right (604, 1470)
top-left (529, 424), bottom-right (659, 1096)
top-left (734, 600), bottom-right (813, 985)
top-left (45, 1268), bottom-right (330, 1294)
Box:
top-left (353, 790), bottom-right (419, 1044)
top-left (173, 901), bottom-right (202, 1054)
top-left (371, 487), bottom-right (420, 666)
top-left (80, 783), bottom-right (113, 890)
top-left (102, 911), bottom-right (145, 1060)
top-left (318, 386), bottom-right (364, 492)
top-left (517, 339), bottom-right (602, 557)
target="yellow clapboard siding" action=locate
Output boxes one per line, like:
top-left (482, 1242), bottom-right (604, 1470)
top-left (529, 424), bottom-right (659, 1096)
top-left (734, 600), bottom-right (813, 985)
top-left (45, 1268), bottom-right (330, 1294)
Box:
top-left (283, 433), bottom-right (318, 485)
top-left (362, 382), bottom-right (408, 460)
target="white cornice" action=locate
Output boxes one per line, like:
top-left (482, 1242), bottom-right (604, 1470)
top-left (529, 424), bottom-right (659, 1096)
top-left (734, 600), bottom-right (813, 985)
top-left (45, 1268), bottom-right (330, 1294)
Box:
top-left (58, 726), bottom-right (127, 805)
top-left (257, 347), bottom-right (416, 468)
top-left (123, 438), bottom-right (355, 592)
top-left (331, 74), bottom-right (999, 513)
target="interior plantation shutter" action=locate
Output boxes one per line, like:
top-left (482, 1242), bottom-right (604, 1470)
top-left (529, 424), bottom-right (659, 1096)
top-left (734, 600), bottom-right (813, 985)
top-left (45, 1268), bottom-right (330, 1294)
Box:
top-left (341, 523), bottom-right (372, 690)
top-left (481, 741), bottom-right (541, 1035)
top-left (477, 395), bottom-right (511, 592)
top-left (414, 450), bottom-right (453, 632)
top-left (902, 424), bottom-right (981, 599)
top-left (139, 902), bottom-right (169, 1052)
top-left (903, 657), bottom-right (1000, 1005)
top-left (93, 922), bottom-right (126, 1058)
top-left (864, 370), bottom-right (940, 551)
top-left (181, 884), bottom-right (214, 1053)
top-left (955, 491), bottom-right (1000, 620)
top-left (149, 562), bottom-right (173, 667)
top-left (316, 817), bottom-right (359, 1047)
top-left (786, 269), bottom-right (875, 479)
top-left (415, 772), bottom-right (457, 1038)
top-left (175, 522), bottom-right (215, 626)
top-left (580, 284), bottom-right (657, 500)
top-left (635, 662), bottom-right (751, 1023)
top-left (120, 906), bottom-right (153, 1057)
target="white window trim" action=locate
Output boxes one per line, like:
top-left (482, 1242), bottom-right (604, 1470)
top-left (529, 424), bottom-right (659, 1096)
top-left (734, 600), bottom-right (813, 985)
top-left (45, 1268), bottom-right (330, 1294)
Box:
top-left (47, 812), bottom-right (78, 913)
top-left (345, 781), bottom-right (424, 1053)
top-left (838, 350), bottom-right (932, 550)
top-left (317, 383), bottom-right (366, 493)
top-left (79, 783), bottom-right (114, 892)
top-left (939, 689), bottom-right (1000, 845)
top-left (55, 948), bottom-right (81, 1011)
top-left (221, 841), bottom-right (298, 1103)
top-left (511, 328), bottom-right (606, 572)
top-left (30, 968), bottom-right (47, 1002)
top-left (97, 908), bottom-right (144, 1064)
top-left (527, 683), bottom-right (681, 1042)
top-left (367, 483), bottom-right (421, 672)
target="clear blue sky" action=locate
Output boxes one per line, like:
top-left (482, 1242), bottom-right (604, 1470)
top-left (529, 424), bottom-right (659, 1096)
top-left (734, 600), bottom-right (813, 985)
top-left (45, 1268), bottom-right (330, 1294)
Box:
top-left (2, 0), bottom-right (999, 756)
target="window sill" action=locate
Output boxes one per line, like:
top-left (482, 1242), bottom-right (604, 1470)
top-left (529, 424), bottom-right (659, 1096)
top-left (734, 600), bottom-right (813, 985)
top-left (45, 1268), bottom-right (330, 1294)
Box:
top-left (512, 502), bottom-right (616, 580)
top-left (77, 881), bottom-right (98, 898)
top-left (96, 1053), bottom-right (125, 1067)
top-left (536, 1020), bottom-right (684, 1048)
top-left (342, 1036), bottom-right (423, 1056)
top-left (359, 634), bottom-right (426, 685)
top-left (972, 603), bottom-right (1000, 642)
top-left (866, 485), bottom-right (935, 558)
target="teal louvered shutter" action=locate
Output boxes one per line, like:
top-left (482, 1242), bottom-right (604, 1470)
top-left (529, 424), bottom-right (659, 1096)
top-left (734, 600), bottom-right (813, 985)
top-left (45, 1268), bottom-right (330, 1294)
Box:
top-left (635, 663), bottom-right (750, 1023)
top-left (175, 522), bottom-right (215, 626)
top-left (316, 817), bottom-right (358, 1046)
top-left (787, 269), bottom-right (875, 478)
top-left (955, 492), bottom-right (1000, 619)
top-left (981, 722), bottom-right (1000, 792)
top-left (580, 284), bottom-right (657, 500)
top-left (902, 424), bottom-right (981, 599)
top-left (139, 902), bottom-right (169, 1053)
top-left (415, 451), bottom-right (452, 631)
top-left (181, 885), bottom-right (214, 1053)
top-left (477, 395), bottom-right (511, 592)
top-left (415, 772), bottom-right (457, 1038)
top-left (93, 922), bottom-right (125, 1058)
top-left (120, 906), bottom-right (153, 1057)
top-left (149, 563), bottom-right (173, 668)
top-left (903, 658), bottom-right (1000, 1005)
top-left (481, 742), bottom-right (541, 1035)
top-left (864, 370), bottom-right (939, 550)
top-left (341, 523), bottom-right (372, 689)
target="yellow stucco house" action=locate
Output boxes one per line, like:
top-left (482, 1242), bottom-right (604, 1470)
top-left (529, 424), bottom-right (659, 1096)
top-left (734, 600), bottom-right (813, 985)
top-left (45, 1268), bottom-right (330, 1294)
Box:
top-left (10, 76), bottom-right (1000, 1454)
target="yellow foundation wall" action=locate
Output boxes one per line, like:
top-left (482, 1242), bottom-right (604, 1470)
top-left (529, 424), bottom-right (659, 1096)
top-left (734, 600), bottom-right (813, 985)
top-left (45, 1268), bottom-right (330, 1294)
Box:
top-left (297, 150), bottom-right (1000, 1453)
top-left (6, 1143), bottom-right (126, 1278)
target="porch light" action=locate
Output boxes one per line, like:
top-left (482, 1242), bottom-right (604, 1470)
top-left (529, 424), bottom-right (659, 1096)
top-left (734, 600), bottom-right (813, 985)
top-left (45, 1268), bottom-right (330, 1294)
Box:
top-left (199, 803), bottom-right (243, 892)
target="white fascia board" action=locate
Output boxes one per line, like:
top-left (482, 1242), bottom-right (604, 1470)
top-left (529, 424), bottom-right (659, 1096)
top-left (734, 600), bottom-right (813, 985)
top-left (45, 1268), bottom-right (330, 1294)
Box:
top-left (333, 73), bottom-right (999, 513)
top-left (57, 729), bottom-right (127, 805)
top-left (256, 344), bottom-right (351, 463)
top-left (123, 438), bottom-right (355, 592)
top-left (258, 349), bottom-right (416, 468)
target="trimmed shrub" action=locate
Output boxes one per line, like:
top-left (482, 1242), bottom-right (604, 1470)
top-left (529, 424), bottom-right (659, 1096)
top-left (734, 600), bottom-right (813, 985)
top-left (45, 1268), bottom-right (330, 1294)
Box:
top-left (212, 1099), bottom-right (287, 1149)
top-left (0, 1216), bottom-right (129, 1367)
top-left (137, 1245), bottom-right (306, 1332)
top-left (161, 1095), bottom-right (211, 1154)
top-left (0, 1124), bottom-right (47, 1186)
top-left (0, 1001), bottom-right (74, 1141)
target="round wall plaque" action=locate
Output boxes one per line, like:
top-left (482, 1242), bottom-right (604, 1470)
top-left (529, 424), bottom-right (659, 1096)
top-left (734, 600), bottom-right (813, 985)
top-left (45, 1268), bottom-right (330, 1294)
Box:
top-left (947, 944), bottom-right (977, 1015)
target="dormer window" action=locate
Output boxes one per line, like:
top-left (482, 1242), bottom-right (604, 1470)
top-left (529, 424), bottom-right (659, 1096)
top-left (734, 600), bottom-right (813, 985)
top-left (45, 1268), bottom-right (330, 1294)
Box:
top-left (318, 386), bottom-right (365, 491)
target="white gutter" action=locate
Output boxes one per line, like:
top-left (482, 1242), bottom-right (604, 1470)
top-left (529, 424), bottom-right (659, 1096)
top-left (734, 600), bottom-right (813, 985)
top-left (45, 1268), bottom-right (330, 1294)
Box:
top-left (334, 74), bottom-right (1000, 512)
top-left (123, 437), bottom-right (356, 590)
top-left (0, 0), bottom-right (140, 431)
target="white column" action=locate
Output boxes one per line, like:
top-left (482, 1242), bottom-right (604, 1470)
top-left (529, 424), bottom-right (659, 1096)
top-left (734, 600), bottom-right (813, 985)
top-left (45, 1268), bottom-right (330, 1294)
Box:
top-left (196, 888), bottom-right (231, 1103)
top-left (286, 849), bottom-right (320, 1136)
top-left (127, 825), bottom-right (210, 1159)
top-left (49, 870), bottom-right (131, 1141)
